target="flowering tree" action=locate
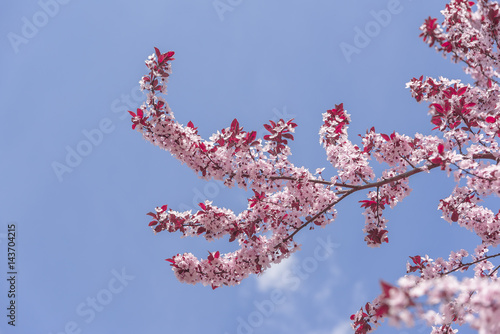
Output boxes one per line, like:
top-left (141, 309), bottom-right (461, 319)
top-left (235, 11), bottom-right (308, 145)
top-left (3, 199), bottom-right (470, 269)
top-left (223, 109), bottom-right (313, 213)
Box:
top-left (129, 0), bottom-right (500, 332)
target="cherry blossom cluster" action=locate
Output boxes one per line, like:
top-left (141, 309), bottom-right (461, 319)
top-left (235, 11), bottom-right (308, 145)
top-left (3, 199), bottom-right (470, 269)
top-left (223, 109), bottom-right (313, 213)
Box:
top-left (132, 48), bottom-right (340, 288)
top-left (351, 245), bottom-right (500, 333)
top-left (129, 0), bottom-right (499, 330)
top-left (350, 1), bottom-right (500, 332)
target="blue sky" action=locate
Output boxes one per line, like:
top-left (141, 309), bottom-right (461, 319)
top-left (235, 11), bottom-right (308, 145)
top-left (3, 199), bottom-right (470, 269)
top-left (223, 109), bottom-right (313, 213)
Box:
top-left (0, 0), bottom-right (482, 333)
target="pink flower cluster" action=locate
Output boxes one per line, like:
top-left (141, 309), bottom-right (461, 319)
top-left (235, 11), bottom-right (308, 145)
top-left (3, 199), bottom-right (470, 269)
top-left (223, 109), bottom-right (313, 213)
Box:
top-left (350, 0), bottom-right (500, 332)
top-left (133, 48), bottom-right (339, 289)
top-left (351, 246), bottom-right (500, 333)
top-left (129, 0), bottom-right (499, 330)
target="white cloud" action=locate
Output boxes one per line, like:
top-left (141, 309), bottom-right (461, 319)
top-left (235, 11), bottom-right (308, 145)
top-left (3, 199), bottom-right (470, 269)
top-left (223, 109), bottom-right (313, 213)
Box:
top-left (328, 262), bottom-right (343, 280)
top-left (313, 262), bottom-right (343, 302)
top-left (255, 255), bottom-right (298, 292)
top-left (313, 282), bottom-right (333, 302)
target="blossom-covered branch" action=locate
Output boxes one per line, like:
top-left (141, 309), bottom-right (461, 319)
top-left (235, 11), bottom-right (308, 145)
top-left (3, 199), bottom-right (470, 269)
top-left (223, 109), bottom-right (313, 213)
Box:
top-left (129, 0), bottom-right (499, 331)
top-left (351, 1), bottom-right (500, 332)
top-left (129, 51), bottom-right (443, 285)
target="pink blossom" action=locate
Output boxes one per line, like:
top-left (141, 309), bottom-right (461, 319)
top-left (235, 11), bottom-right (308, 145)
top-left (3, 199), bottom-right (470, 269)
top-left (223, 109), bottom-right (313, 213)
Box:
top-left (129, 0), bottom-right (500, 330)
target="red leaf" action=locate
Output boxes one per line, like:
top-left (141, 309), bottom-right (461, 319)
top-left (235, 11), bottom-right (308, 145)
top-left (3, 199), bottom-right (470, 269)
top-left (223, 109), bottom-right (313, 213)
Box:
top-left (431, 103), bottom-right (444, 113)
top-left (335, 124), bottom-right (344, 134)
top-left (148, 221), bottom-right (158, 226)
top-left (231, 119), bottom-right (239, 131)
top-left (486, 116), bottom-right (496, 123)
top-left (457, 86), bottom-right (467, 96)
top-left (359, 200), bottom-right (376, 209)
top-left (381, 134), bottom-right (390, 141)
top-left (438, 143), bottom-right (444, 154)
top-left (375, 304), bottom-right (389, 317)
top-left (128, 110), bottom-right (136, 117)
top-left (263, 124), bottom-right (273, 132)
top-left (380, 280), bottom-right (394, 298)
top-left (137, 108), bottom-right (144, 118)
top-left (199, 202), bottom-right (207, 210)
top-left (451, 211), bottom-right (459, 222)
top-left (248, 131), bottom-right (256, 142)
top-left (154, 47), bottom-right (161, 58)
top-left (431, 156), bottom-right (443, 165)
